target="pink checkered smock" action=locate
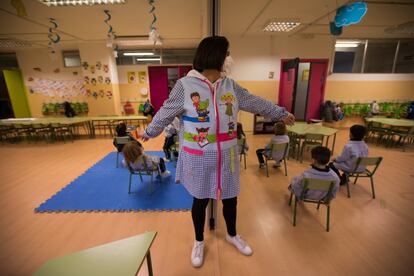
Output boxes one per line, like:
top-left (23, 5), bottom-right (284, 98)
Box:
top-left (143, 70), bottom-right (288, 199)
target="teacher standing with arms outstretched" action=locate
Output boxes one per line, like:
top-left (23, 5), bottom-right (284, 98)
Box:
top-left (141, 36), bottom-right (295, 268)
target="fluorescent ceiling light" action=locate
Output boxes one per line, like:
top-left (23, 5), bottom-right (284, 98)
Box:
top-left (38, 0), bottom-right (126, 6)
top-left (335, 43), bottom-right (359, 48)
top-left (137, 58), bottom-right (161, 61)
top-left (263, 20), bottom-right (300, 32)
top-left (115, 36), bottom-right (162, 47)
top-left (123, 52), bottom-right (155, 56)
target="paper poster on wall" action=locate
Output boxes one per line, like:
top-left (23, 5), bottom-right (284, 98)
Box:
top-left (127, 71), bottom-right (136, 84)
top-left (98, 76), bottom-right (103, 83)
top-left (302, 69), bottom-right (309, 81)
top-left (138, 71), bottom-right (147, 83)
top-left (105, 77), bottom-right (111, 84)
top-left (96, 61), bottom-right (102, 70)
top-left (103, 64), bottom-right (109, 73)
top-left (90, 65), bottom-right (95, 74)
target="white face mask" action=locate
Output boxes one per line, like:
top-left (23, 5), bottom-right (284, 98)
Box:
top-left (221, 55), bottom-right (234, 77)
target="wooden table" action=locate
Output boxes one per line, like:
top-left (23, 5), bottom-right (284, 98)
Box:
top-left (287, 122), bottom-right (339, 153)
top-left (33, 231), bottom-right (157, 276)
top-left (365, 117), bottom-right (414, 128)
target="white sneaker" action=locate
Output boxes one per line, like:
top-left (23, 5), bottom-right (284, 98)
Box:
top-left (161, 170), bottom-right (171, 178)
top-left (191, 241), bottom-right (204, 268)
top-left (226, 234), bottom-right (253, 256)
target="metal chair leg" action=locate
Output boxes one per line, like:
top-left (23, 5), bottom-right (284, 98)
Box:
top-left (289, 191), bottom-right (293, 206)
top-left (244, 154), bottom-right (246, 170)
top-left (326, 205), bottom-right (330, 232)
top-left (353, 175), bottom-right (359, 185)
top-left (265, 158), bottom-right (269, 177)
top-left (116, 152), bottom-right (119, 168)
top-left (346, 179), bottom-right (351, 198)
top-left (370, 176), bottom-right (376, 199)
top-left (293, 197), bottom-right (297, 226)
top-left (128, 173), bottom-right (132, 194)
top-left (283, 158), bottom-right (287, 176)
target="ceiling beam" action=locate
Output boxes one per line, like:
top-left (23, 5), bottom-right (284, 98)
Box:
top-left (289, 0), bottom-right (353, 37)
top-left (241, 0), bottom-right (273, 37)
top-left (0, 7), bottom-right (84, 41)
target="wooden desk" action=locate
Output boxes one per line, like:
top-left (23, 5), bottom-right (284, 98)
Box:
top-left (33, 231), bottom-right (157, 276)
top-left (287, 122), bottom-right (339, 153)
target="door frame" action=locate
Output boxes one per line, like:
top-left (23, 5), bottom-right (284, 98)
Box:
top-left (278, 58), bottom-right (329, 121)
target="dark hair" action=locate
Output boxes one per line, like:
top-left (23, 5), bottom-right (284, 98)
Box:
top-left (116, 122), bottom-right (127, 136)
top-left (122, 141), bottom-right (144, 165)
top-left (350, 125), bottom-right (367, 141)
top-left (193, 36), bottom-right (229, 72)
top-left (190, 92), bottom-right (200, 98)
top-left (237, 122), bottom-right (245, 139)
top-left (311, 146), bottom-right (331, 165)
top-left (274, 121), bottom-right (286, 135)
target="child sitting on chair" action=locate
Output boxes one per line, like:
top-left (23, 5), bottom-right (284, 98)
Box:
top-left (256, 121), bottom-right (289, 168)
top-left (112, 122), bottom-right (142, 152)
top-left (289, 146), bottom-right (340, 200)
top-left (237, 122), bottom-right (249, 154)
top-left (163, 117), bottom-right (180, 161)
top-left (329, 125), bottom-right (368, 185)
top-left (122, 141), bottom-right (170, 177)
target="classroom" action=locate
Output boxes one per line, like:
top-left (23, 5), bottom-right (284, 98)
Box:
top-left (0, 0), bottom-right (413, 275)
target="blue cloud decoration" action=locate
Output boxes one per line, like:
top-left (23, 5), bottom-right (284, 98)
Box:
top-left (334, 2), bottom-right (368, 27)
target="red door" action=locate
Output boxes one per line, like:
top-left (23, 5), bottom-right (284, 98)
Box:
top-left (306, 62), bottom-right (328, 121)
top-left (148, 66), bottom-right (168, 113)
top-left (278, 59), bottom-right (298, 113)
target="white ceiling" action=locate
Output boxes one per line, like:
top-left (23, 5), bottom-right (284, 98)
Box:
top-left (0, 0), bottom-right (413, 51)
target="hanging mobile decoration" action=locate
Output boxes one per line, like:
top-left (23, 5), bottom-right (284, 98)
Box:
top-left (148, 0), bottom-right (161, 45)
top-left (104, 10), bottom-right (116, 48)
top-left (47, 18), bottom-right (61, 54)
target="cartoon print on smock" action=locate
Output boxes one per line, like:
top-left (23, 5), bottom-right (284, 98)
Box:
top-left (194, 127), bottom-right (210, 148)
top-left (190, 92), bottom-right (209, 122)
top-left (221, 92), bottom-right (236, 137)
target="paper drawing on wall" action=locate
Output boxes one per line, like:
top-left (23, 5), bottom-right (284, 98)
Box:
top-left (84, 76), bottom-right (90, 84)
top-left (106, 90), bottom-right (113, 99)
top-left (140, 87), bottom-right (148, 96)
top-left (28, 77), bottom-right (34, 82)
top-left (90, 65), bottom-right (95, 74)
top-left (86, 89), bottom-right (91, 97)
top-left (138, 71), bottom-right (147, 83)
top-left (33, 67), bottom-right (42, 72)
top-left (91, 78), bottom-right (97, 85)
top-left (334, 2), bottom-right (367, 27)
top-left (105, 77), bottom-right (111, 84)
top-left (127, 71), bottom-right (136, 84)
top-left (72, 71), bottom-right (78, 76)
top-left (96, 61), bottom-right (102, 70)
top-left (103, 64), bottom-right (109, 73)
top-left (98, 76), bottom-right (104, 83)
top-left (29, 78), bottom-right (85, 98)
top-left (53, 68), bottom-right (60, 73)
top-left (92, 91), bottom-right (98, 99)
top-left (302, 69), bottom-right (309, 81)
top-left (99, 90), bottom-right (105, 98)
top-left (82, 62), bottom-right (89, 70)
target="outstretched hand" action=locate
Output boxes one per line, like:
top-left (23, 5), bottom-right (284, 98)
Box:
top-left (283, 112), bottom-right (295, 126)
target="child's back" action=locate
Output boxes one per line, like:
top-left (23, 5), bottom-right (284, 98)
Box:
top-left (290, 166), bottom-right (340, 201)
top-left (289, 146), bottom-right (340, 201)
top-left (333, 125), bottom-right (368, 173)
top-left (267, 134), bottom-right (289, 160)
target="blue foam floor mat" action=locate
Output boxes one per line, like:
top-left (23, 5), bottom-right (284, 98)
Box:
top-left (35, 151), bottom-right (192, 212)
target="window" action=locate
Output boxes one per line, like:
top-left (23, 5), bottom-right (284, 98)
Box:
top-left (0, 53), bottom-right (19, 68)
top-left (364, 41), bottom-right (398, 73)
top-left (333, 42), bottom-right (365, 73)
top-left (332, 39), bottom-right (414, 73)
top-left (62, 51), bottom-right (81, 67)
top-left (395, 41), bottom-right (414, 73)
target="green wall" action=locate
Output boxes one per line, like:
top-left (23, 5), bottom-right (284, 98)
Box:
top-left (3, 70), bottom-right (31, 118)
